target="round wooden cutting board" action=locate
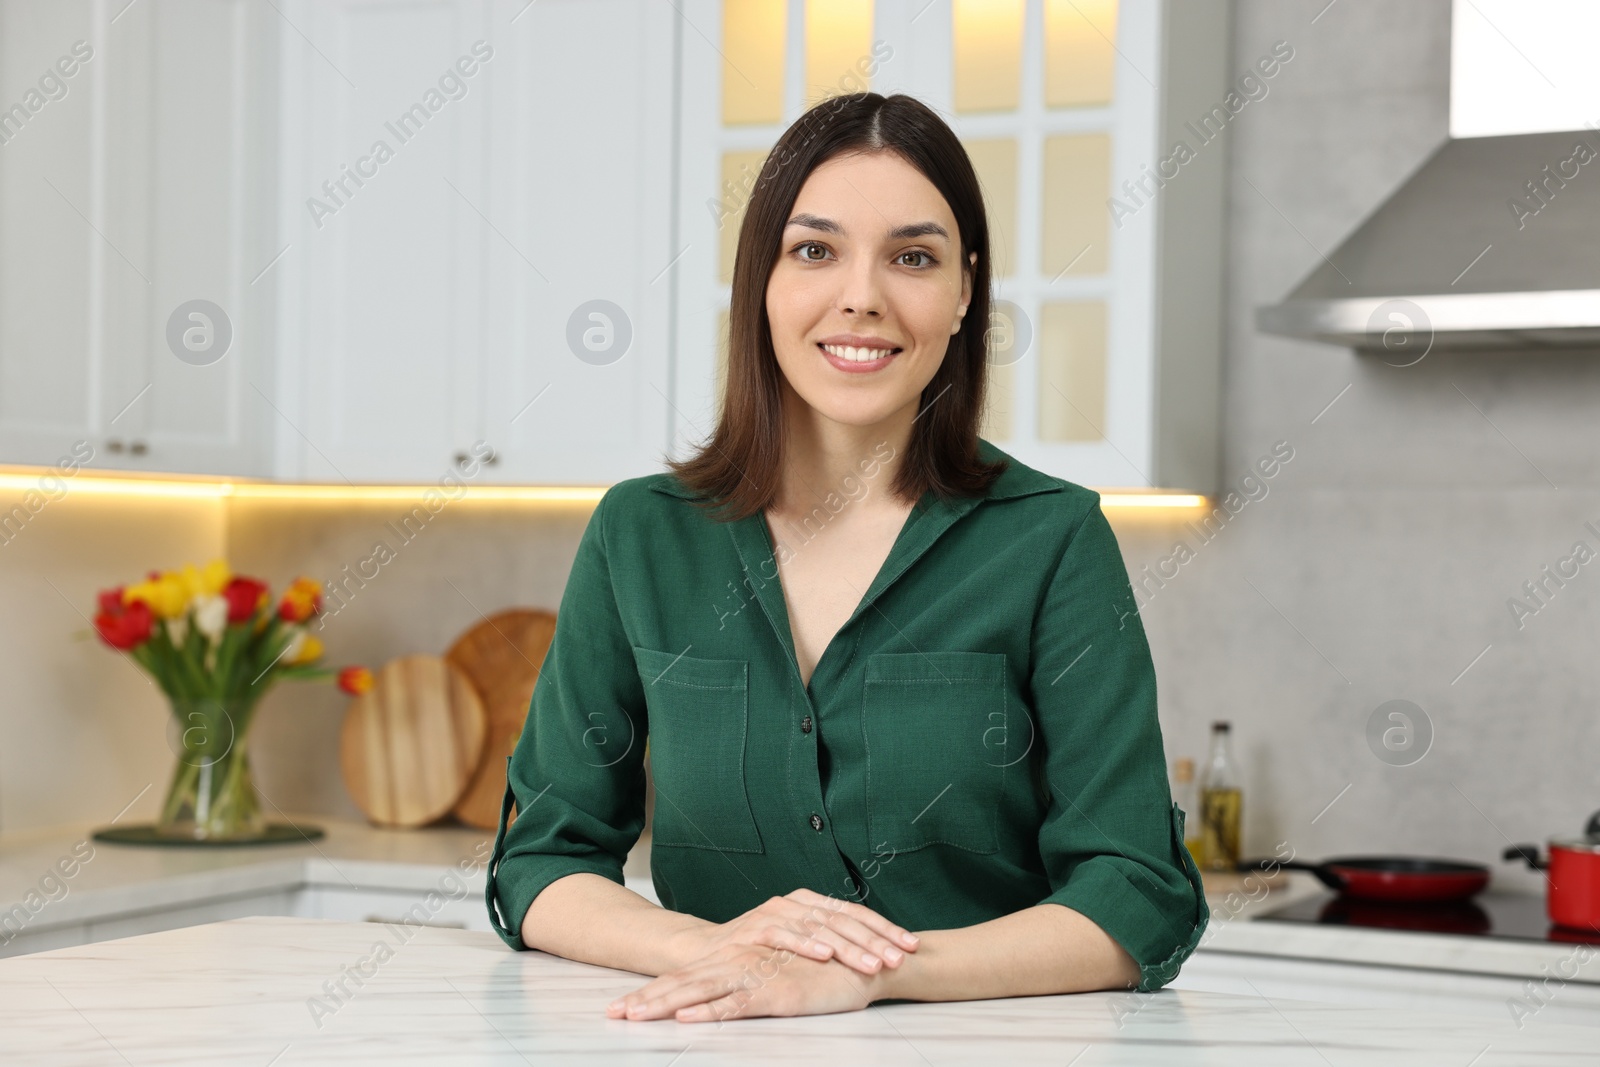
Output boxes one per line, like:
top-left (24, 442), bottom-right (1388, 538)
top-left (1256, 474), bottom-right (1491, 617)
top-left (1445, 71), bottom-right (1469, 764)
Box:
top-left (445, 609), bottom-right (557, 830)
top-left (339, 654), bottom-right (488, 828)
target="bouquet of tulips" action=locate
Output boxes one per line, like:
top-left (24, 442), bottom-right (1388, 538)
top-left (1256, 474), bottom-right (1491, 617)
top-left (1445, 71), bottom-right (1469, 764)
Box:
top-left (93, 560), bottom-right (372, 701)
top-left (90, 559), bottom-right (373, 840)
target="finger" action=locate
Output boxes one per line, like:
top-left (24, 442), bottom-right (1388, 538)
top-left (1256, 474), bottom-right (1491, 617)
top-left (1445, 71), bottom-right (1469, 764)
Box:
top-left (778, 903), bottom-right (905, 970)
top-left (609, 954), bottom-right (772, 1019)
top-left (747, 924), bottom-right (834, 962)
top-left (786, 889), bottom-right (921, 949)
top-left (620, 971), bottom-right (751, 1021)
top-left (607, 970), bottom-right (703, 1017)
top-left (774, 920), bottom-right (885, 975)
top-left (678, 988), bottom-right (760, 1023)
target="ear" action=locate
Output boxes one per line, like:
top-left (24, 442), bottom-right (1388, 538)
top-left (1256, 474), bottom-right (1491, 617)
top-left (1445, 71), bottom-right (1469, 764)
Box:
top-left (952, 251), bottom-right (978, 334)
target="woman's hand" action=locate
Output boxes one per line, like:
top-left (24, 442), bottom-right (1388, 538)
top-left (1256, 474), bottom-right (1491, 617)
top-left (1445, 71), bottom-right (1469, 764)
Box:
top-left (607, 943), bottom-right (881, 1022)
top-left (666, 887), bottom-right (919, 976)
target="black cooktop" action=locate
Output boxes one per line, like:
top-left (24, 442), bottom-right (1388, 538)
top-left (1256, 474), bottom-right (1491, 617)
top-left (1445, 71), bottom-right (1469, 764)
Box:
top-left (1254, 890), bottom-right (1600, 944)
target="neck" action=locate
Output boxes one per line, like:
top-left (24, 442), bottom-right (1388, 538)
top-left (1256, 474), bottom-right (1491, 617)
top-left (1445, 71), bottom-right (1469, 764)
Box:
top-left (772, 382), bottom-right (915, 517)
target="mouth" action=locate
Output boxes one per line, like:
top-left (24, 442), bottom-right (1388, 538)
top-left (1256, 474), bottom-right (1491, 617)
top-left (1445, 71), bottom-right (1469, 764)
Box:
top-left (817, 341), bottom-right (903, 368)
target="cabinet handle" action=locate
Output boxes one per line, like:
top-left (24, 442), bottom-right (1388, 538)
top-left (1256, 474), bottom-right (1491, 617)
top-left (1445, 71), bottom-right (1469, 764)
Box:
top-left (106, 439), bottom-right (124, 454)
top-left (485, 452), bottom-right (499, 466)
top-left (453, 451), bottom-right (468, 466)
top-left (129, 441), bottom-right (148, 456)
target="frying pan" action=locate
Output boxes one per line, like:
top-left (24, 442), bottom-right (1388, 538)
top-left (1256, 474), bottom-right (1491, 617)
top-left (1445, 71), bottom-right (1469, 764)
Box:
top-left (1240, 855), bottom-right (1491, 903)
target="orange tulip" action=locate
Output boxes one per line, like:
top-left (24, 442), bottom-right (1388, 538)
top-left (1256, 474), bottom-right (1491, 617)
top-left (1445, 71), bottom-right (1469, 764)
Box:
top-left (278, 576), bottom-right (323, 623)
top-left (337, 666), bottom-right (374, 695)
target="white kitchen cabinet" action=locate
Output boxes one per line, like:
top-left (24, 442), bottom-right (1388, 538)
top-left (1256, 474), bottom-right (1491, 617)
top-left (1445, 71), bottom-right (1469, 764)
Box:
top-left (274, 0), bottom-right (675, 486)
top-left (672, 0), bottom-right (1227, 492)
top-left (7, 1), bottom-right (1220, 490)
top-left (272, 0), bottom-right (491, 483)
top-left (295, 886), bottom-right (491, 932)
top-left (3, 0), bottom-right (675, 485)
top-left (85, 890), bottom-right (297, 945)
top-left (0, 0), bottom-right (279, 477)
top-left (0, 921), bottom-right (87, 961)
top-left (0, 891), bottom-right (296, 961)
top-left (474, 0), bottom-right (677, 486)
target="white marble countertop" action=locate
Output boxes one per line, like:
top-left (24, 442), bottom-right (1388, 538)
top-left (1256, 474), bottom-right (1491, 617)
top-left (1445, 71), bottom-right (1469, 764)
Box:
top-left (0, 914), bottom-right (1594, 1065)
top-left (4, 817), bottom-right (1594, 991)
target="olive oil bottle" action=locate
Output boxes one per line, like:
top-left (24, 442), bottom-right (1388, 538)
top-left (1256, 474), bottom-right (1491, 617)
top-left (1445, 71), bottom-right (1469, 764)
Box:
top-left (1198, 721), bottom-right (1242, 872)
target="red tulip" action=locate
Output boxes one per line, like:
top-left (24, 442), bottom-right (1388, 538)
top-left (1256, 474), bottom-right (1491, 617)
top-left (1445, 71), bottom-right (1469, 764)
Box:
top-left (222, 577), bottom-right (270, 624)
top-left (97, 586), bottom-right (125, 616)
top-left (94, 598), bottom-right (153, 651)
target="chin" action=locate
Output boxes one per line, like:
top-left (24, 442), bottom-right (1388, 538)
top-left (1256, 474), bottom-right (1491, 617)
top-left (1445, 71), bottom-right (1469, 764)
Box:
top-left (795, 391), bottom-right (909, 428)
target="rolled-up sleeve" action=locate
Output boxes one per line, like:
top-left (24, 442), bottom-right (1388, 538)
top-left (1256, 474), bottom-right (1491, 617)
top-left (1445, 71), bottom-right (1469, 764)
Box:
top-left (1029, 498), bottom-right (1209, 991)
top-left (485, 487), bottom-right (648, 950)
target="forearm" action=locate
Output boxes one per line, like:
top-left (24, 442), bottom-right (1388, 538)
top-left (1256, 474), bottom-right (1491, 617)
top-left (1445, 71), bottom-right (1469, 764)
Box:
top-left (519, 872), bottom-right (714, 976)
top-left (869, 903), bottom-right (1139, 1002)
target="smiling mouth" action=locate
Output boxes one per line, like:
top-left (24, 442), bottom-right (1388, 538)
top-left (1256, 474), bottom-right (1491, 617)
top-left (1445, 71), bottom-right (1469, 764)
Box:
top-left (817, 342), bottom-right (903, 362)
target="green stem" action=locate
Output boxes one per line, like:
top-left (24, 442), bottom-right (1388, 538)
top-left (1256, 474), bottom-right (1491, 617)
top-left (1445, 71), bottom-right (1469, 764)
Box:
top-left (159, 758), bottom-right (201, 825)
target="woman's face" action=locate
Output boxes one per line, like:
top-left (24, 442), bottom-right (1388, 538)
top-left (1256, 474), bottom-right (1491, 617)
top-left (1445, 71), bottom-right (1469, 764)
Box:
top-left (765, 149), bottom-right (976, 431)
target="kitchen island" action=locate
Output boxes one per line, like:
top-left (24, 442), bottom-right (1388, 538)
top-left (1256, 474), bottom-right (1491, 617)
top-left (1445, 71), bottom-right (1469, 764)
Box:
top-left (0, 914), bottom-right (1595, 1065)
top-left (4, 817), bottom-right (1598, 1039)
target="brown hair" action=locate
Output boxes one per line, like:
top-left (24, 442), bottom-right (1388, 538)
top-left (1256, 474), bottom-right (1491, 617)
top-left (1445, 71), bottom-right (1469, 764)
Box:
top-left (666, 91), bottom-right (1005, 523)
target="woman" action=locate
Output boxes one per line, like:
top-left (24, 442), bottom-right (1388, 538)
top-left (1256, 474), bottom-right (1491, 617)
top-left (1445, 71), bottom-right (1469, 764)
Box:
top-left (484, 91), bottom-right (1207, 1022)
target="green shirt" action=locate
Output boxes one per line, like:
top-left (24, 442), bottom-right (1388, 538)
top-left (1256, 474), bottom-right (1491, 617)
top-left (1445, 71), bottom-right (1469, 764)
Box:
top-left (485, 438), bottom-right (1209, 992)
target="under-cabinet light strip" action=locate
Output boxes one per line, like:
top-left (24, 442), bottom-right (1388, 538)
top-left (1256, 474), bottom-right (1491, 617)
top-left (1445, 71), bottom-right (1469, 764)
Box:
top-left (0, 469), bottom-right (1207, 509)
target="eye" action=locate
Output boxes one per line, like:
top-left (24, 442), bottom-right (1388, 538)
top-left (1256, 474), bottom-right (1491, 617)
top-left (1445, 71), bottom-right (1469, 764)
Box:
top-left (792, 241), bottom-right (832, 262)
top-left (898, 250), bottom-right (938, 269)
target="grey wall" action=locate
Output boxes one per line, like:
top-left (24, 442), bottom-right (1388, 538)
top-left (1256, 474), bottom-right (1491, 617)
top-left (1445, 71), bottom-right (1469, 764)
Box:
top-left (1119, 0), bottom-right (1598, 893)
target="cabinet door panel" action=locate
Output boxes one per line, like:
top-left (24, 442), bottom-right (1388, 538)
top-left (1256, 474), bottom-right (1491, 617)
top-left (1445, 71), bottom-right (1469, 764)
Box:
top-left (478, 0), bottom-right (675, 485)
top-left (132, 0), bottom-right (278, 477)
top-left (282, 0), bottom-right (490, 482)
top-left (84, 891), bottom-right (296, 944)
top-left (0, 0), bottom-right (276, 476)
top-left (0, 1), bottom-right (105, 467)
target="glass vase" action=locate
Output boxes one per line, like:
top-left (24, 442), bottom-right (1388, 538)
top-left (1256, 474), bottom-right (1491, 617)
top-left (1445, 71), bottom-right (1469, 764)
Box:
top-left (156, 696), bottom-right (267, 841)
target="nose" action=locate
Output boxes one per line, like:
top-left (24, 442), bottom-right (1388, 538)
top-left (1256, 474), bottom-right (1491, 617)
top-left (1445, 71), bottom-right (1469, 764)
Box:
top-left (837, 254), bottom-right (884, 317)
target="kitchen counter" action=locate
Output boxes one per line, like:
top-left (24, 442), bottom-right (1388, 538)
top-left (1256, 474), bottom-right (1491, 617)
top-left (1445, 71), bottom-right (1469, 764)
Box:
top-left (0, 815), bottom-right (651, 956)
top-left (1203, 881), bottom-right (1600, 984)
top-left (4, 817), bottom-right (1595, 993)
top-left (1, 914), bottom-right (1596, 1065)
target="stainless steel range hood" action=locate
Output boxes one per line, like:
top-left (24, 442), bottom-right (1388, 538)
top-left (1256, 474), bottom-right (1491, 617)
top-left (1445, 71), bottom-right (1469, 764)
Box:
top-left (1256, 130), bottom-right (1600, 351)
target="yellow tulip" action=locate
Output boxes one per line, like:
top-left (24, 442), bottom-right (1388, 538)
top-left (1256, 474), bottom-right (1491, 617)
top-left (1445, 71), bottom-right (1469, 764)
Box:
top-left (124, 573), bottom-right (189, 619)
top-left (287, 633), bottom-right (324, 665)
top-left (199, 558), bottom-right (231, 596)
top-left (174, 559), bottom-right (231, 601)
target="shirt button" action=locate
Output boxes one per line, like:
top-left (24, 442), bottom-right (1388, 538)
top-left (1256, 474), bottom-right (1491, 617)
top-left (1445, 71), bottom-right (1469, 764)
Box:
top-left (809, 813), bottom-right (824, 832)
top-left (800, 715), bottom-right (813, 734)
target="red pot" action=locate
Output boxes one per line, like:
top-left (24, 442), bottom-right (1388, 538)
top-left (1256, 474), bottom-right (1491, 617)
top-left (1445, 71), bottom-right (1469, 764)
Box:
top-left (1504, 809), bottom-right (1600, 934)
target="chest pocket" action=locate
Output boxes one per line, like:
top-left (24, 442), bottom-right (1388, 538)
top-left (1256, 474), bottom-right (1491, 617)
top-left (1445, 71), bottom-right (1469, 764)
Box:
top-left (863, 650), bottom-right (1009, 855)
top-left (632, 646), bottom-right (763, 853)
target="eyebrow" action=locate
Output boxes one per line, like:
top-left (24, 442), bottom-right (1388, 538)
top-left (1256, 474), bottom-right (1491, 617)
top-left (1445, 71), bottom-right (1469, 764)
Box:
top-left (785, 213), bottom-right (950, 243)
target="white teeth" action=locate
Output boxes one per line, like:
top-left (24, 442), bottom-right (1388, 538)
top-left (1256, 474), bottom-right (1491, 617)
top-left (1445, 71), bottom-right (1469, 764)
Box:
top-left (821, 343), bottom-right (897, 362)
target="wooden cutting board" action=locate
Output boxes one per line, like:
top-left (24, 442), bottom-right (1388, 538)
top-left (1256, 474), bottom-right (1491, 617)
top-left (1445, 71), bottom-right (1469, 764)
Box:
top-left (339, 654), bottom-right (488, 828)
top-left (445, 609), bottom-right (557, 829)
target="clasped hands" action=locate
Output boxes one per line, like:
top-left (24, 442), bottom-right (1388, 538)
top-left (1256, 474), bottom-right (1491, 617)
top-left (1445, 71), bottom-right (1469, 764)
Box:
top-left (605, 887), bottom-right (920, 1023)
